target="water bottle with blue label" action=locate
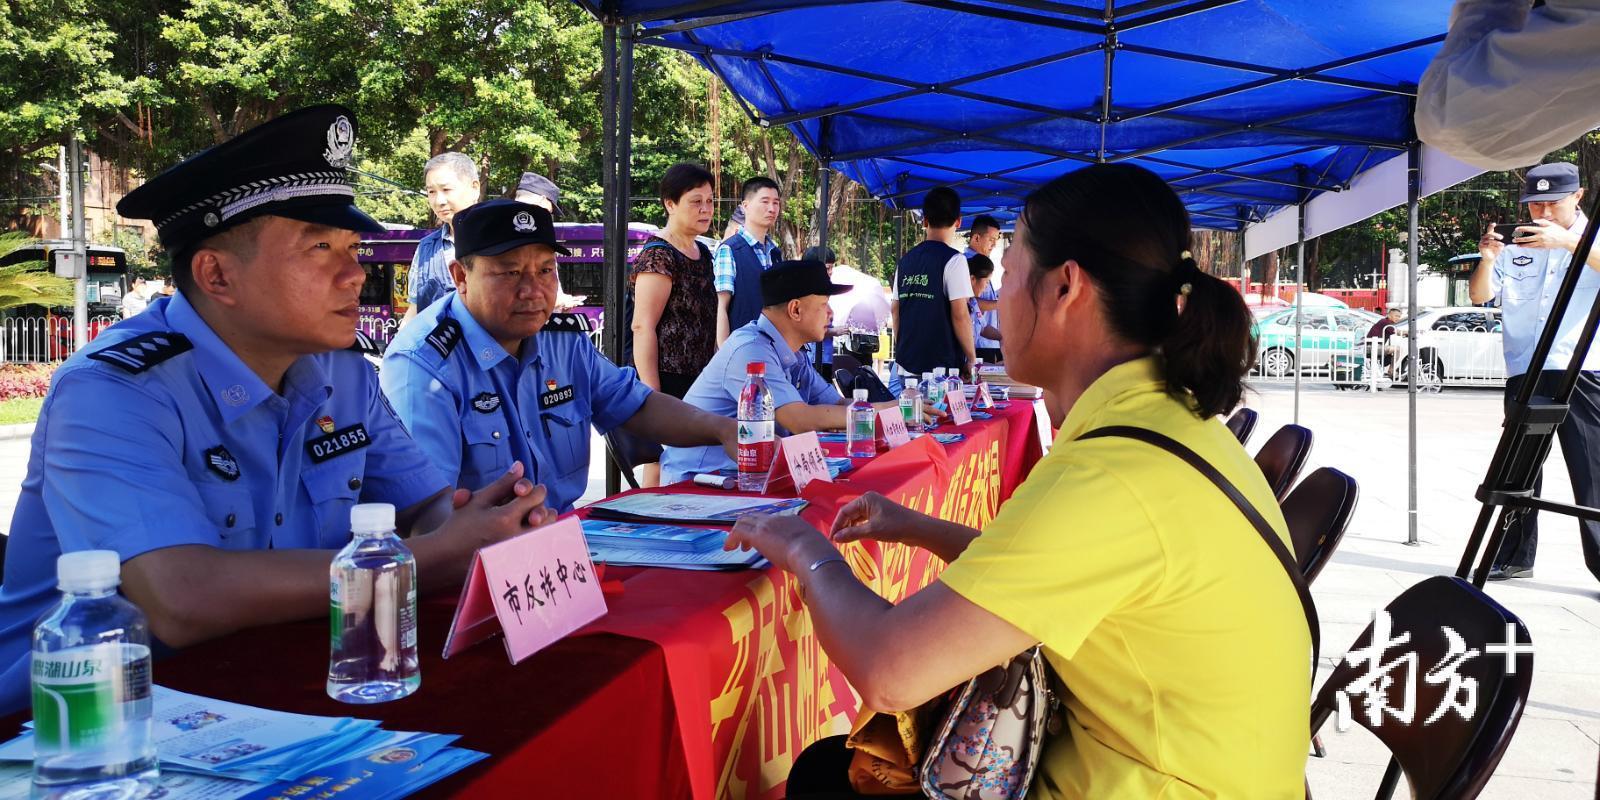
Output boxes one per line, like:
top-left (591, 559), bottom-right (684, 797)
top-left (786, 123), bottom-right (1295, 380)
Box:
top-left (31, 550), bottom-right (158, 799)
top-left (846, 389), bottom-right (877, 458)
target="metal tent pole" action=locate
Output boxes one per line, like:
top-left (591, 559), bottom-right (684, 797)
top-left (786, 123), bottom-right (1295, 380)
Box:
top-left (1294, 171), bottom-right (1306, 424)
top-left (1237, 205), bottom-right (1248, 295)
top-left (817, 165), bottom-right (831, 248)
top-left (1406, 141), bottom-right (1421, 546)
top-left (600, 21), bottom-right (635, 497)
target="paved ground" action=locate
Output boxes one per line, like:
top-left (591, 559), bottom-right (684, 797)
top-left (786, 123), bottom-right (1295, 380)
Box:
top-left (1253, 381), bottom-right (1600, 799)
top-left (0, 381), bottom-right (1594, 795)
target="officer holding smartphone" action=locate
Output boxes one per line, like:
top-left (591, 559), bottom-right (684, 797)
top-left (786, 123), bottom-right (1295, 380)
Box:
top-left (1468, 162), bottom-right (1600, 582)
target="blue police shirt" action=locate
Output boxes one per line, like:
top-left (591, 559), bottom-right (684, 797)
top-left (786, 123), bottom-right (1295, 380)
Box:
top-left (0, 293), bottom-right (446, 714)
top-left (661, 315), bottom-right (842, 484)
top-left (1488, 213), bottom-right (1600, 376)
top-left (381, 292), bottom-right (652, 513)
top-left (406, 226), bottom-right (455, 313)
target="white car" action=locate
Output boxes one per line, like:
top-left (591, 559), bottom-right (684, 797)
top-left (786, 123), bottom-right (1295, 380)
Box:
top-left (1395, 307), bottom-right (1506, 385)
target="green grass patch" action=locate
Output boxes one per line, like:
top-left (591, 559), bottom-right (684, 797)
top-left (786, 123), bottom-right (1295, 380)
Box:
top-left (0, 396), bottom-right (45, 426)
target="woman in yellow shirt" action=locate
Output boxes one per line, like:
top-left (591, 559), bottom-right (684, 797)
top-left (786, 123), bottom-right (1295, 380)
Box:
top-left (729, 163), bottom-right (1310, 799)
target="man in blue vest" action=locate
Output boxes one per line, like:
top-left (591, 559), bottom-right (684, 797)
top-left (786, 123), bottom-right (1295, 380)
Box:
top-left (892, 187), bottom-right (977, 384)
top-left (715, 177), bottom-right (783, 344)
top-left (964, 214), bottom-right (1004, 363)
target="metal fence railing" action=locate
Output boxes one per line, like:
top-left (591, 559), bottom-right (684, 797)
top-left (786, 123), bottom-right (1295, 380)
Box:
top-left (1246, 332), bottom-right (1508, 391)
top-left (0, 315), bottom-right (120, 364)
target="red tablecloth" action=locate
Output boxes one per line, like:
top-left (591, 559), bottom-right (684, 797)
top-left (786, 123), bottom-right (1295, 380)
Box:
top-left (2, 401), bottom-right (1042, 800)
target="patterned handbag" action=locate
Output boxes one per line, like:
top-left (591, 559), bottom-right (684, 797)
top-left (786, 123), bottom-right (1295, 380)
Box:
top-left (918, 646), bottom-right (1060, 800)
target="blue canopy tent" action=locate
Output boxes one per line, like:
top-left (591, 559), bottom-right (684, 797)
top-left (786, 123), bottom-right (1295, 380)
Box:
top-left (580, 0), bottom-right (1472, 543)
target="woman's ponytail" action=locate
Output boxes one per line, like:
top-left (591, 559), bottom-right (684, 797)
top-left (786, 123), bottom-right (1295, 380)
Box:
top-left (1161, 254), bottom-right (1256, 418)
top-left (1019, 164), bottom-right (1255, 419)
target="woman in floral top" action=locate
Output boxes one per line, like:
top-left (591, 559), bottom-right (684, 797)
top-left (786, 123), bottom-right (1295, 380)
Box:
top-left (629, 162), bottom-right (719, 484)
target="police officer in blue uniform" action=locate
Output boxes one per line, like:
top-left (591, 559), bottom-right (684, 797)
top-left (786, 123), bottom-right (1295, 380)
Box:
top-left (381, 199), bottom-right (737, 512)
top-left (0, 106), bottom-right (555, 714)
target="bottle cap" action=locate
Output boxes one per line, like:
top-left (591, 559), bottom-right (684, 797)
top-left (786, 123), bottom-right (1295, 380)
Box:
top-left (853, 388), bottom-right (868, 402)
top-left (922, 372), bottom-right (934, 381)
top-left (746, 361), bottom-right (767, 375)
top-left (934, 367), bottom-right (947, 377)
top-left (351, 502), bottom-right (396, 534)
top-left (57, 550), bottom-right (120, 592)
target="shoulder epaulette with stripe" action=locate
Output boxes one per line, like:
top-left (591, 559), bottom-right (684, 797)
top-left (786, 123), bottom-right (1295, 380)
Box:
top-left (347, 330), bottom-right (381, 355)
top-left (425, 317), bottom-right (463, 359)
top-left (86, 332), bottom-right (194, 374)
top-left (544, 313), bottom-right (591, 334)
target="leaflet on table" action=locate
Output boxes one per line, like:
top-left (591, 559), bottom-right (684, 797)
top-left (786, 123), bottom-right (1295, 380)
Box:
top-left (580, 519), bottom-right (724, 552)
top-left (710, 455), bottom-right (855, 477)
top-left (911, 431), bottom-right (966, 444)
top-left (149, 687), bottom-right (361, 774)
top-left (588, 538), bottom-right (767, 571)
top-left (0, 735), bottom-right (485, 800)
top-left (584, 493), bottom-right (807, 524)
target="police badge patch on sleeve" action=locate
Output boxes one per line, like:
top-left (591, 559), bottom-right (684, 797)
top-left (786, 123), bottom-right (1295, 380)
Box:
top-left (425, 318), bottom-right (463, 359)
top-left (471, 392), bottom-right (502, 413)
top-left (204, 445), bottom-right (241, 481)
top-left (306, 423), bottom-right (372, 464)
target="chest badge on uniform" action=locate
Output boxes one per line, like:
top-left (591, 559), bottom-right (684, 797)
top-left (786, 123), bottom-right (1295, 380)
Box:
top-left (1512, 255), bottom-right (1534, 267)
top-left (539, 382), bottom-right (575, 410)
top-left (471, 392), bottom-right (502, 413)
top-left (204, 445), bottom-right (241, 481)
top-left (306, 423), bottom-right (372, 464)
top-left (317, 415), bottom-right (336, 434)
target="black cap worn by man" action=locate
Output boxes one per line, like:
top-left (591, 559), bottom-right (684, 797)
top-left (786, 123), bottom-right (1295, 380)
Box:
top-left (118, 104), bottom-right (385, 253)
top-left (514, 172), bottom-right (564, 217)
top-left (760, 259), bottom-right (851, 307)
top-left (451, 199), bottom-right (572, 259)
top-left (1520, 162), bottom-right (1581, 203)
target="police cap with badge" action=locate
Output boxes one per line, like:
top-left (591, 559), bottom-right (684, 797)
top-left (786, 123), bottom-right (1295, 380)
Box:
top-left (1521, 162), bottom-right (1580, 203)
top-left (117, 104), bottom-right (385, 257)
top-left (450, 200), bottom-right (589, 335)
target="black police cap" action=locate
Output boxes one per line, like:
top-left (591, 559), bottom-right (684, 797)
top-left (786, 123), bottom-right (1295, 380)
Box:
top-left (117, 105), bottom-right (383, 253)
top-left (452, 200), bottom-right (572, 260)
top-left (1520, 162), bottom-right (1581, 203)
top-left (761, 260), bottom-right (851, 307)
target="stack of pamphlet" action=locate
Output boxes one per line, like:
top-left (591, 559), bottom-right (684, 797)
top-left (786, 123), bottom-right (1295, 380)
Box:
top-left (975, 364), bottom-right (1043, 399)
top-left (581, 494), bottom-right (809, 571)
top-left (0, 687), bottom-right (486, 799)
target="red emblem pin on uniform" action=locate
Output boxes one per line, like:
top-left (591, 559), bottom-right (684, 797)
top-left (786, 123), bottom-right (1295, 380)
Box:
top-left (546, 380), bottom-right (558, 392)
top-left (317, 416), bottom-right (335, 434)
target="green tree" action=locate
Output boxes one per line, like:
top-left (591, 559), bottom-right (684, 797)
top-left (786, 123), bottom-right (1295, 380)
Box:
top-left (0, 234), bottom-right (77, 310)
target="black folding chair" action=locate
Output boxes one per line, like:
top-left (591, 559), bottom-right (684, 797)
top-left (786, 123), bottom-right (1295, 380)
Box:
top-left (602, 428), bottom-right (662, 491)
top-left (1283, 467), bottom-right (1359, 585)
top-left (1254, 424), bottom-right (1314, 501)
top-left (1225, 407), bottom-right (1259, 445)
top-left (1309, 576), bottom-right (1532, 800)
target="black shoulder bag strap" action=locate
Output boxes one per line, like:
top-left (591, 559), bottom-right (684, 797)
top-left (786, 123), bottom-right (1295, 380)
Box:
top-left (1076, 426), bottom-right (1321, 675)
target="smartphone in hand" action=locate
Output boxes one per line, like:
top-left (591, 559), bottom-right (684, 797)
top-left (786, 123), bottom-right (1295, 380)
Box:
top-left (1493, 222), bottom-right (1537, 243)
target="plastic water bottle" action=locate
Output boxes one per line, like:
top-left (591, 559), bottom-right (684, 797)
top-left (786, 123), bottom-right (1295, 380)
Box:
top-left (31, 550), bottom-right (158, 799)
top-left (328, 503), bottom-right (419, 704)
top-left (899, 381), bottom-right (924, 433)
top-left (924, 370), bottom-right (946, 413)
top-left (737, 361), bottom-right (776, 492)
top-left (946, 366), bottom-right (963, 400)
top-left (846, 389), bottom-right (876, 458)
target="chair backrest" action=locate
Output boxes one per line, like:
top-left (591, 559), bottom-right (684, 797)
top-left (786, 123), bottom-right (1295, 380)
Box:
top-left (832, 365), bottom-right (857, 398)
top-left (832, 352), bottom-right (864, 376)
top-left (1225, 407), bottom-right (1259, 445)
top-left (1309, 576), bottom-right (1532, 800)
top-left (1281, 467), bottom-right (1358, 584)
top-left (1254, 424), bottom-right (1313, 500)
top-left (849, 365), bottom-right (897, 403)
top-left (603, 429), bottom-right (661, 490)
